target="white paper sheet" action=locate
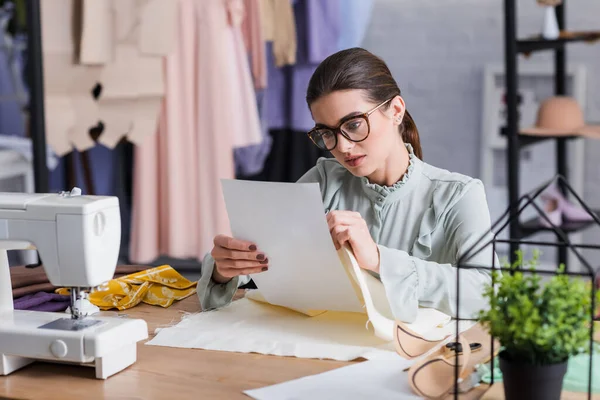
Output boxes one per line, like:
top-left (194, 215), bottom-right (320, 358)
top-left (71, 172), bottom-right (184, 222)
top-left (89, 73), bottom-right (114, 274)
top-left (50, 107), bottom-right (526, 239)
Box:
top-left (244, 357), bottom-right (422, 400)
top-left (220, 179), bottom-right (363, 313)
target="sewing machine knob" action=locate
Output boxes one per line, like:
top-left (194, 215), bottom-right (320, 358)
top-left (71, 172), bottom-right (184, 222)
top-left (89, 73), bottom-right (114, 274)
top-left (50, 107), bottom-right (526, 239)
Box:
top-left (50, 340), bottom-right (68, 358)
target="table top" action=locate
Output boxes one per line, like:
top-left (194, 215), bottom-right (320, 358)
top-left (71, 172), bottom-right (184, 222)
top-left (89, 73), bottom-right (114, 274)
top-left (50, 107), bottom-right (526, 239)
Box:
top-left (0, 292), bottom-right (595, 400)
top-left (0, 293), bottom-right (357, 400)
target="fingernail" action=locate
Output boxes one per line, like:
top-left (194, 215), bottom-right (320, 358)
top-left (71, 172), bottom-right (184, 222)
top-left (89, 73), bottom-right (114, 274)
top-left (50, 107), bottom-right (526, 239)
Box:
top-left (260, 258), bottom-right (269, 264)
top-left (262, 266), bottom-right (268, 271)
top-left (249, 244), bottom-right (257, 251)
top-left (256, 253), bottom-right (265, 260)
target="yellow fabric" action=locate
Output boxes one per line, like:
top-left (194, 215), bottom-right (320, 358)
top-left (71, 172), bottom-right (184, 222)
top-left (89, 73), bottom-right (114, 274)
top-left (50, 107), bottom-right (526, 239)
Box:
top-left (56, 265), bottom-right (197, 310)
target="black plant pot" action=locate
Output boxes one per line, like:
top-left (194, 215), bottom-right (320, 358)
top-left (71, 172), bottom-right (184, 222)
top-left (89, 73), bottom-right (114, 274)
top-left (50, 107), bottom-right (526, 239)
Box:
top-left (498, 351), bottom-right (568, 400)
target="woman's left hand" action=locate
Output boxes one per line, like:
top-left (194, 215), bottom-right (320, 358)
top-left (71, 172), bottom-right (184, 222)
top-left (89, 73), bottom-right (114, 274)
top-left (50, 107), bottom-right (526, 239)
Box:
top-left (327, 210), bottom-right (380, 273)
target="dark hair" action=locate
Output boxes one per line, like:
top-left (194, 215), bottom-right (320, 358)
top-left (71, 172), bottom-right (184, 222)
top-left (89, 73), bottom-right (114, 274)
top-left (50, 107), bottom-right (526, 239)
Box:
top-left (306, 48), bottom-right (422, 160)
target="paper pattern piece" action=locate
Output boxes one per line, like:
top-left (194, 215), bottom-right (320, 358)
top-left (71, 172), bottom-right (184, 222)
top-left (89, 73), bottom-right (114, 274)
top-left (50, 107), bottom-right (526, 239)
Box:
top-left (244, 357), bottom-right (422, 400)
top-left (339, 245), bottom-right (398, 341)
top-left (337, 246), bottom-right (475, 342)
top-left (220, 179), bottom-right (364, 314)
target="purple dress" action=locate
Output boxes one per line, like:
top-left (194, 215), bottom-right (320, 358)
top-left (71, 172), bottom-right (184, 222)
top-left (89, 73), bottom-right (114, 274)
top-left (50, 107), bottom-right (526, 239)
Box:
top-left (265, 0), bottom-right (341, 132)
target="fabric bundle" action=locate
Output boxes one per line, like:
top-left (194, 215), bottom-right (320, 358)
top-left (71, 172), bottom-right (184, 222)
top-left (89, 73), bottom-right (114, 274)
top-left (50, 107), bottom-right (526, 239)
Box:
top-left (13, 292), bottom-right (70, 312)
top-left (55, 265), bottom-right (197, 311)
top-left (10, 264), bottom-right (150, 311)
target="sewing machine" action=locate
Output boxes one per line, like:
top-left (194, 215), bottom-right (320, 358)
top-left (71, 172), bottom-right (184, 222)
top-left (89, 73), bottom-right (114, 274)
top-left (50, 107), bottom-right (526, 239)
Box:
top-left (0, 188), bottom-right (148, 379)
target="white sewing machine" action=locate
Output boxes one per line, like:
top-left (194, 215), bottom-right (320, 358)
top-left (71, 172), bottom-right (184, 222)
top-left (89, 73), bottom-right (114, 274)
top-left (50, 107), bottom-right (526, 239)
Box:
top-left (0, 188), bottom-right (148, 379)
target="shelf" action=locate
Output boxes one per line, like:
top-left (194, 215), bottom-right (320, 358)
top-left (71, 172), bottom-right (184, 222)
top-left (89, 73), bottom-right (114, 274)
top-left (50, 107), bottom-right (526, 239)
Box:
top-left (517, 30), bottom-right (600, 54)
top-left (499, 127), bottom-right (581, 148)
top-left (518, 133), bottom-right (581, 147)
top-left (519, 210), bottom-right (600, 238)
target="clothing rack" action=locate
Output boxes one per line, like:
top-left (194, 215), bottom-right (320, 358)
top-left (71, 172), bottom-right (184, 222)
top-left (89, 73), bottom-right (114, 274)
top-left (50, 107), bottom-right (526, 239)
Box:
top-left (503, 0), bottom-right (600, 267)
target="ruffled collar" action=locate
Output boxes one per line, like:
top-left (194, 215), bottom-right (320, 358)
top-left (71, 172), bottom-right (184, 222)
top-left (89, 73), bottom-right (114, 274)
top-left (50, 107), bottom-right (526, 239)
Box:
top-left (359, 143), bottom-right (422, 203)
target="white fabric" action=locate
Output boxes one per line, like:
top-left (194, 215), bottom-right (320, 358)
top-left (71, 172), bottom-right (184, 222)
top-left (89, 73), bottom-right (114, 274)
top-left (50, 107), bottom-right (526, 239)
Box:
top-left (146, 296), bottom-right (473, 361)
top-left (147, 297), bottom-right (395, 361)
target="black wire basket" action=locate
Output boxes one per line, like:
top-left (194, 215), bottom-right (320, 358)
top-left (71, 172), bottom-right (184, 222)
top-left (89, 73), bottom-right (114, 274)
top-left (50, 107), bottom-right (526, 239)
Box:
top-left (452, 174), bottom-right (599, 400)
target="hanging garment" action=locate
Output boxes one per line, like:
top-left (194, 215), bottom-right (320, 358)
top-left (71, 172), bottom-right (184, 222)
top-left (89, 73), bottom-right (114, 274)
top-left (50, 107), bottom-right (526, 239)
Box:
top-left (259, 0), bottom-right (297, 67)
top-left (234, 89), bottom-right (272, 177)
top-left (129, 0), bottom-right (263, 264)
top-left (335, 0), bottom-right (374, 51)
top-left (263, 0), bottom-right (340, 133)
top-left (290, 0), bottom-right (341, 131)
top-left (240, 0), bottom-right (339, 182)
top-left (242, 127), bottom-right (330, 183)
top-left (78, 0), bottom-right (177, 148)
top-left (40, 0), bottom-right (101, 155)
top-left (233, 0), bottom-right (300, 177)
top-left (241, 0), bottom-right (267, 90)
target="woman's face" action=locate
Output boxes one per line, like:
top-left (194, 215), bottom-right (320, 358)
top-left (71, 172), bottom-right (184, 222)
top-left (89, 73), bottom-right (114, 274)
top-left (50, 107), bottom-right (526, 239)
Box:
top-left (310, 90), bottom-right (405, 178)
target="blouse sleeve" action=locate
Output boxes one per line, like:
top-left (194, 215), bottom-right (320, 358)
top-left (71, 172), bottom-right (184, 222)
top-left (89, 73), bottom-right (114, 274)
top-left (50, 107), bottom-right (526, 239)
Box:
top-left (378, 180), bottom-right (496, 323)
top-left (196, 252), bottom-right (252, 311)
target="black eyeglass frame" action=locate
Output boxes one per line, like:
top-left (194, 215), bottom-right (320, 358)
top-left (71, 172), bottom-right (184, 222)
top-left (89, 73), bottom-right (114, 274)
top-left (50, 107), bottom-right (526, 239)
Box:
top-left (306, 97), bottom-right (394, 151)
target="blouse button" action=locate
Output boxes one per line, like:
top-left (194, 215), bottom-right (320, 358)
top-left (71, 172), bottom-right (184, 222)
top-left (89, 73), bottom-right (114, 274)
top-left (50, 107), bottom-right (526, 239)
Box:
top-left (377, 197), bottom-right (384, 203)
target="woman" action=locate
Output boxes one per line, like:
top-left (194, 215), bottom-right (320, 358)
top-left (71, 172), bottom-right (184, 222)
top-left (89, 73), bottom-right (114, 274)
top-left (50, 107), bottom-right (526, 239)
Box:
top-left (197, 47), bottom-right (495, 323)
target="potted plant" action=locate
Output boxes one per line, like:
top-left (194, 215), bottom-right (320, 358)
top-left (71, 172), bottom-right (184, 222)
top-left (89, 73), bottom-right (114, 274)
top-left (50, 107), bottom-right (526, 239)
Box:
top-left (478, 250), bottom-right (599, 400)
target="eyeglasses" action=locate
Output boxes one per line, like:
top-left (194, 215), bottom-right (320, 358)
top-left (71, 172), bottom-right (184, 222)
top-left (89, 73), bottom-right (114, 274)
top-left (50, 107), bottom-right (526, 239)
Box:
top-left (307, 98), bottom-right (393, 151)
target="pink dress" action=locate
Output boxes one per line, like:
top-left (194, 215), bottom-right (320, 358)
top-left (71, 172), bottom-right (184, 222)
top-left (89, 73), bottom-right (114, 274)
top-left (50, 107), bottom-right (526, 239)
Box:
top-left (129, 0), bottom-right (263, 264)
top-left (241, 0), bottom-right (267, 89)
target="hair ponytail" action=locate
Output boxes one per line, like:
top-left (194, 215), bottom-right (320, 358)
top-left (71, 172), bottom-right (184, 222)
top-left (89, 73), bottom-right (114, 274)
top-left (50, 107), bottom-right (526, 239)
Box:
top-left (400, 110), bottom-right (422, 160)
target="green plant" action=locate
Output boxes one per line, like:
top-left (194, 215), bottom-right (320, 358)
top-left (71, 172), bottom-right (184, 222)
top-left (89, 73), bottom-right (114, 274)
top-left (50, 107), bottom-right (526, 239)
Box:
top-left (478, 249), bottom-right (600, 366)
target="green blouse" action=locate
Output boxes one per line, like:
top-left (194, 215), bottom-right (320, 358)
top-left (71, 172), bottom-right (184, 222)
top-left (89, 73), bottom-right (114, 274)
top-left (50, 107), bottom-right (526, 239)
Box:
top-left (196, 144), bottom-right (496, 323)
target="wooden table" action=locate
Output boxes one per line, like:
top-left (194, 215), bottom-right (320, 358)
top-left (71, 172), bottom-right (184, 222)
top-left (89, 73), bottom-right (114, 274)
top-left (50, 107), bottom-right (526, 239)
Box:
top-left (0, 293), bottom-right (595, 400)
top-left (0, 294), bottom-right (360, 400)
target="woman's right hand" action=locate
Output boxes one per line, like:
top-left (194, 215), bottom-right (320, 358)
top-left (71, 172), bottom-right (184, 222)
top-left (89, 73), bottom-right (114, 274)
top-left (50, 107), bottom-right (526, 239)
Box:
top-left (211, 234), bottom-right (269, 284)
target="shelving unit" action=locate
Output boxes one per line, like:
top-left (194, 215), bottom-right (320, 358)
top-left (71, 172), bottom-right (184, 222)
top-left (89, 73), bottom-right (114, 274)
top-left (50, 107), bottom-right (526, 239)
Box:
top-left (503, 1), bottom-right (600, 267)
top-left (518, 30), bottom-right (600, 54)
